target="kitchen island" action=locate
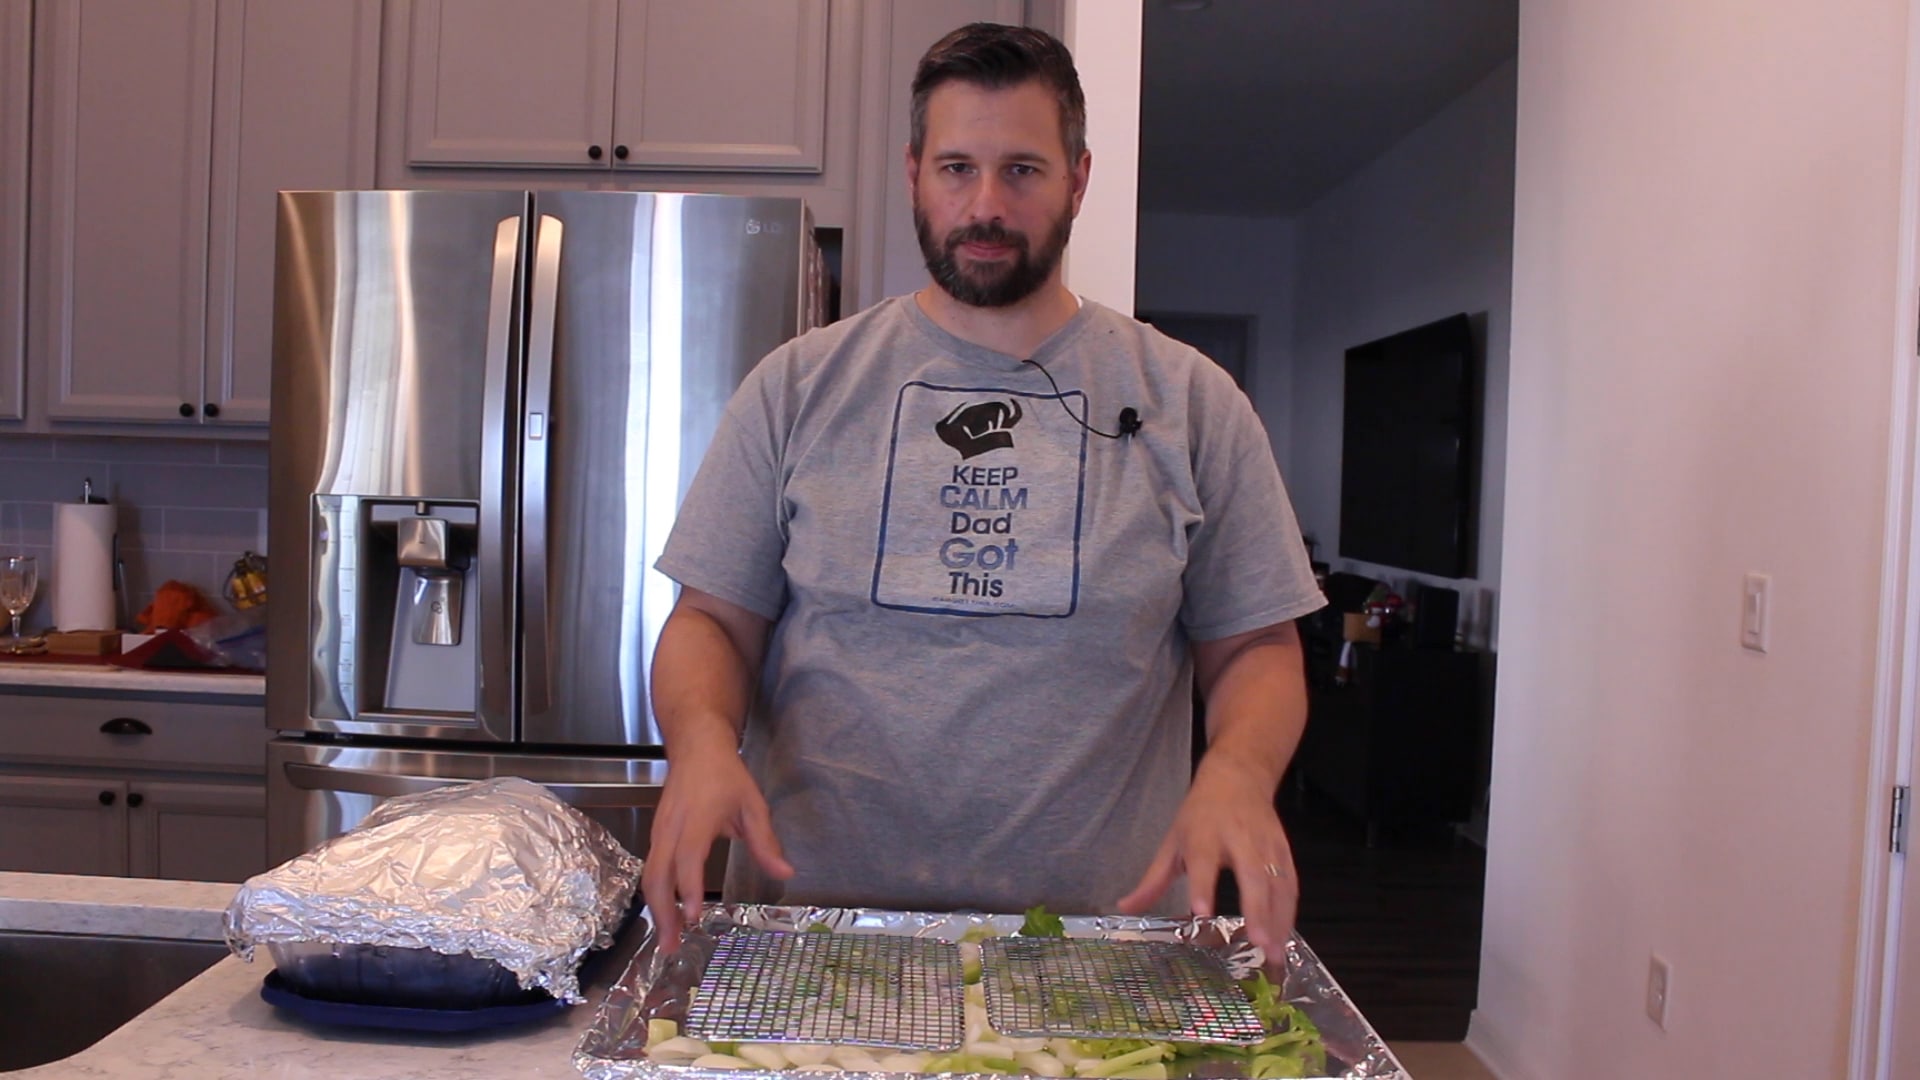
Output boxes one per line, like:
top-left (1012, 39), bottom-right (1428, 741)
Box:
top-left (0, 872), bottom-right (616, 1078)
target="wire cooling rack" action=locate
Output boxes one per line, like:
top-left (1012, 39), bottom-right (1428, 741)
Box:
top-left (979, 937), bottom-right (1268, 1044)
top-left (683, 929), bottom-right (966, 1050)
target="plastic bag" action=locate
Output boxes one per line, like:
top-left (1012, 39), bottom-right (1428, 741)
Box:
top-left (183, 604), bottom-right (267, 670)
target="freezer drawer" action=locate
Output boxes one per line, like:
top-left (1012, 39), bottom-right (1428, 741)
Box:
top-left (265, 739), bottom-right (725, 893)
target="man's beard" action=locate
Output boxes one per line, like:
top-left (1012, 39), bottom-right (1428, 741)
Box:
top-left (915, 199), bottom-right (1073, 308)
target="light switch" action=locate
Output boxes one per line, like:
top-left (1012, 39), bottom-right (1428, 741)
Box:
top-left (1742, 573), bottom-right (1770, 653)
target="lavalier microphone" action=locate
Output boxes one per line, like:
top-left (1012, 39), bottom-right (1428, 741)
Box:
top-left (1022, 357), bottom-right (1142, 440)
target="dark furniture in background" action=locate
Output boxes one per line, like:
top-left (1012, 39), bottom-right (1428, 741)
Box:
top-left (1295, 577), bottom-right (1484, 845)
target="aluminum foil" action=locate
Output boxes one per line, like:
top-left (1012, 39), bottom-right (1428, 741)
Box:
top-left (573, 905), bottom-right (1406, 1079)
top-left (224, 776), bottom-right (642, 1004)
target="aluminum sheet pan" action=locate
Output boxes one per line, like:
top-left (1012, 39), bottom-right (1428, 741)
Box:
top-left (573, 905), bottom-right (1406, 1080)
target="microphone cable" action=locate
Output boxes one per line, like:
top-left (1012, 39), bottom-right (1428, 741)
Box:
top-left (1021, 356), bottom-right (1141, 439)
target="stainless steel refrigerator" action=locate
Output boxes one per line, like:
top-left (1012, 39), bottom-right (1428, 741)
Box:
top-left (265, 190), bottom-right (823, 873)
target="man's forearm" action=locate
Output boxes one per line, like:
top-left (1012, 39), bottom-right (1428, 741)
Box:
top-left (1192, 625), bottom-right (1309, 791)
top-left (642, 593), bottom-right (788, 937)
top-left (651, 601), bottom-right (764, 753)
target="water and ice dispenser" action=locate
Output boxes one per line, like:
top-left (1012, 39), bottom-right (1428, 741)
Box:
top-left (309, 495), bottom-right (482, 721)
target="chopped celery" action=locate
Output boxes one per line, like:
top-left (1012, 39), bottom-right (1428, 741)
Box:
top-left (1019, 906), bottom-right (1067, 938)
top-left (1072, 1043), bottom-right (1172, 1077)
top-left (1101, 1066), bottom-right (1169, 1080)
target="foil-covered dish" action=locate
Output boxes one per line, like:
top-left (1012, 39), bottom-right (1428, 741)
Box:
top-left (574, 905), bottom-right (1406, 1079)
top-left (225, 776), bottom-right (642, 1005)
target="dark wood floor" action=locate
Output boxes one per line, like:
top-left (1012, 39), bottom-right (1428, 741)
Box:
top-left (1218, 785), bottom-right (1486, 1042)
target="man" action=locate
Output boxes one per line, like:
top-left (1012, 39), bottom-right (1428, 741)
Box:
top-left (641, 22), bottom-right (1324, 952)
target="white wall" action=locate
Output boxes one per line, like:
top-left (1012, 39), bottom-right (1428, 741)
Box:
top-left (1474, 1), bottom-right (1910, 1077)
top-left (1134, 213), bottom-right (1297, 475)
top-left (1290, 59), bottom-right (1517, 638)
top-left (1063, 0), bottom-right (1141, 313)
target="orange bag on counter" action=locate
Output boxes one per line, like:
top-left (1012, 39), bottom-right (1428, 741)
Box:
top-left (137, 580), bottom-right (221, 632)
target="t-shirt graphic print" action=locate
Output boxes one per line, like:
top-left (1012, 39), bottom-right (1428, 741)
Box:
top-left (870, 381), bottom-right (1088, 617)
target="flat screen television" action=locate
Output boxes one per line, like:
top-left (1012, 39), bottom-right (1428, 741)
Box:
top-left (1339, 313), bottom-right (1478, 579)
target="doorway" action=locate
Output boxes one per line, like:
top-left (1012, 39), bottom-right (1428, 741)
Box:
top-left (1134, 0), bottom-right (1518, 1042)
top-left (1137, 312), bottom-right (1253, 389)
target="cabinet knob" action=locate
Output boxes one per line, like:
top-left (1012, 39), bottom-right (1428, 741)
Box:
top-left (98, 791), bottom-right (115, 806)
top-left (587, 144), bottom-right (604, 160)
top-left (127, 793), bottom-right (144, 809)
top-left (178, 402), bottom-right (196, 418)
top-left (204, 402), bottom-right (221, 419)
top-left (614, 144), bottom-right (629, 161)
top-left (100, 717), bottom-right (154, 736)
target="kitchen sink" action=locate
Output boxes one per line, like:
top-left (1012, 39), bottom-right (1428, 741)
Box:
top-left (0, 930), bottom-right (229, 1071)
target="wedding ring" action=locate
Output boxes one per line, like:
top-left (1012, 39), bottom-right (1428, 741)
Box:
top-left (1263, 863), bottom-right (1285, 878)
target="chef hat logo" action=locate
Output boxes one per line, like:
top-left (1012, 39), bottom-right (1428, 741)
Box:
top-left (935, 398), bottom-right (1023, 460)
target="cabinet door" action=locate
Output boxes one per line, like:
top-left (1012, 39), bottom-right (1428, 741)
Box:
top-left (203, 0), bottom-right (381, 425)
top-left (405, 0), bottom-right (618, 168)
top-left (611, 0), bottom-right (828, 172)
top-left (0, 774), bottom-right (130, 876)
top-left (35, 0), bottom-right (217, 423)
top-left (127, 779), bottom-right (267, 882)
top-left (0, 0), bottom-right (27, 422)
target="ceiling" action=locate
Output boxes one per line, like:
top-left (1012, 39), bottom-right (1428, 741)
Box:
top-left (1138, 0), bottom-right (1519, 218)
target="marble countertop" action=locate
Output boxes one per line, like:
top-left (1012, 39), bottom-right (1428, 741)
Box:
top-left (0, 872), bottom-right (626, 1079)
top-left (0, 661), bottom-right (265, 698)
top-left (0, 871), bottom-right (236, 940)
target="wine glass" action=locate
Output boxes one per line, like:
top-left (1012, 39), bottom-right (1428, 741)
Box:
top-left (0, 555), bottom-right (39, 653)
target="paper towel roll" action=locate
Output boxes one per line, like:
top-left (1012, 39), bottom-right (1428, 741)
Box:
top-left (53, 503), bottom-right (116, 631)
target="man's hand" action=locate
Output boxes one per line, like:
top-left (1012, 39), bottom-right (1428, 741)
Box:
top-left (1117, 620), bottom-right (1308, 951)
top-left (640, 726), bottom-right (794, 951)
top-left (1115, 756), bottom-right (1298, 950)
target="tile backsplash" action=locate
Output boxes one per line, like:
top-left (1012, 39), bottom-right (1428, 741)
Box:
top-left (0, 435), bottom-right (267, 633)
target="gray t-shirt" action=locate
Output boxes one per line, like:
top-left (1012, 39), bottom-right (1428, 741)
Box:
top-left (655, 295), bottom-right (1325, 915)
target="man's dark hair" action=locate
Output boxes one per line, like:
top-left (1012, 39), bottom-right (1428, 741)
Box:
top-left (909, 22), bottom-right (1087, 162)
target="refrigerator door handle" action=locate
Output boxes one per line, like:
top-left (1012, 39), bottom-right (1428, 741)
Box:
top-left (477, 213), bottom-right (524, 739)
top-left (521, 213), bottom-right (564, 719)
top-left (280, 762), bottom-right (664, 807)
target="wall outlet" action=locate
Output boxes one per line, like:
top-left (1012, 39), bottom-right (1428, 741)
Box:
top-left (1646, 954), bottom-right (1671, 1029)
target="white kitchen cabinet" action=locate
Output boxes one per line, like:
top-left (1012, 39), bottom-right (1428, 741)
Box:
top-left (0, 0), bottom-right (28, 423)
top-left (609, 0), bottom-right (829, 172)
top-left (0, 690), bottom-right (270, 881)
top-left (205, 0), bottom-right (381, 424)
top-left (32, 0), bottom-right (215, 424)
top-left (404, 0), bottom-right (829, 173)
top-left (404, 0), bottom-right (618, 169)
top-left (30, 0), bottom-right (379, 427)
top-left (0, 774), bottom-right (131, 876)
top-left (126, 778), bottom-right (267, 882)
top-left (0, 772), bottom-right (266, 882)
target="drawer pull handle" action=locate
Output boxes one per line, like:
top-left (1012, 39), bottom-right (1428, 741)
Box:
top-left (127, 793), bottom-right (144, 809)
top-left (100, 717), bottom-right (153, 736)
top-left (98, 791), bottom-right (115, 806)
